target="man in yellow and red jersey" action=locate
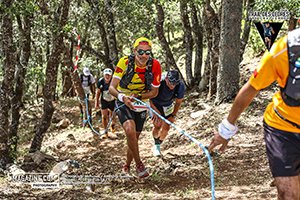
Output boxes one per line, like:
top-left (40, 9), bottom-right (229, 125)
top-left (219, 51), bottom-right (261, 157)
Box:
top-left (209, 28), bottom-right (300, 199)
top-left (109, 37), bottom-right (162, 178)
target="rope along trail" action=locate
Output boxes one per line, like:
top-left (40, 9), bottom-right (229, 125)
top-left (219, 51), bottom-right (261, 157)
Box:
top-left (132, 97), bottom-right (216, 200)
top-left (83, 96), bottom-right (125, 137)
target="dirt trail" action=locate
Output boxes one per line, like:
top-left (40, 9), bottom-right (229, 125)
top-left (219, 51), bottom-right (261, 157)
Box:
top-left (0, 91), bottom-right (277, 199)
top-left (0, 58), bottom-right (278, 199)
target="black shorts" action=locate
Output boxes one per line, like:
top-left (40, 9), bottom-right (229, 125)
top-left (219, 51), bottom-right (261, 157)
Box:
top-left (101, 99), bottom-right (115, 111)
top-left (264, 122), bottom-right (300, 177)
top-left (115, 100), bottom-right (147, 132)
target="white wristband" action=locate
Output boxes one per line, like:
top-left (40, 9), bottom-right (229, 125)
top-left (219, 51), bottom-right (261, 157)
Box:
top-left (118, 93), bottom-right (125, 102)
top-left (218, 119), bottom-right (238, 140)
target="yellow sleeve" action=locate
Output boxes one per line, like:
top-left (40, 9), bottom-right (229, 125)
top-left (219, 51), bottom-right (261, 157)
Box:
top-left (249, 36), bottom-right (288, 90)
top-left (113, 56), bottom-right (128, 80)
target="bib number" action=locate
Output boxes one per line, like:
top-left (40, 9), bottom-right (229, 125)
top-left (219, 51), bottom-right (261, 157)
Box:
top-left (163, 104), bottom-right (174, 116)
top-left (132, 100), bottom-right (149, 112)
top-left (103, 90), bottom-right (114, 102)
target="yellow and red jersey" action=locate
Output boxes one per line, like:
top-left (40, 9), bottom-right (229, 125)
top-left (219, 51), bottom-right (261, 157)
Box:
top-left (249, 35), bottom-right (300, 133)
top-left (113, 56), bottom-right (162, 96)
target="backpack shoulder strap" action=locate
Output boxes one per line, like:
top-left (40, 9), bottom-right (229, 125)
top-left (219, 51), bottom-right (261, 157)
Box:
top-left (119, 55), bottom-right (135, 89)
top-left (144, 57), bottom-right (154, 90)
top-left (281, 29), bottom-right (300, 106)
top-left (88, 75), bottom-right (91, 86)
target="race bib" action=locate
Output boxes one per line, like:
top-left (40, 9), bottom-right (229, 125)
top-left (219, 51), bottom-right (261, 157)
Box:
top-left (163, 104), bottom-right (174, 116)
top-left (102, 90), bottom-right (115, 102)
top-left (132, 100), bottom-right (150, 112)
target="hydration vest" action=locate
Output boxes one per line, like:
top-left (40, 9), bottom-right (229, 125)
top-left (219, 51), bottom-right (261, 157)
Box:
top-left (281, 28), bottom-right (300, 107)
top-left (80, 74), bottom-right (91, 86)
top-left (119, 54), bottom-right (154, 91)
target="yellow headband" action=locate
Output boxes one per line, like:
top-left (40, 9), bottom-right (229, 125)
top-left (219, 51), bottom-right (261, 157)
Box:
top-left (133, 37), bottom-right (152, 48)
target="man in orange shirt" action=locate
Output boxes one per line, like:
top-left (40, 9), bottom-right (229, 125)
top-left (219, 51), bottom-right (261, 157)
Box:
top-left (209, 28), bottom-right (300, 199)
top-left (109, 37), bottom-right (162, 178)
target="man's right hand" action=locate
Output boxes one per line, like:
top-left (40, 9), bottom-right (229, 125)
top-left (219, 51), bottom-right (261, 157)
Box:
top-left (123, 96), bottom-right (135, 110)
top-left (208, 132), bottom-right (229, 153)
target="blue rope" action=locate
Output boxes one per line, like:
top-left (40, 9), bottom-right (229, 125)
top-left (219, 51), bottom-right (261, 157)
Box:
top-left (132, 97), bottom-right (216, 200)
top-left (83, 95), bottom-right (124, 137)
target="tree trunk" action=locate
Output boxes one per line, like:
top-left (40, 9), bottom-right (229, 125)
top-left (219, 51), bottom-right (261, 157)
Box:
top-left (104, 0), bottom-right (118, 65)
top-left (199, 49), bottom-right (210, 92)
top-left (30, 0), bottom-right (70, 153)
top-left (209, 20), bottom-right (220, 99)
top-left (9, 12), bottom-right (33, 154)
top-left (64, 41), bottom-right (90, 122)
top-left (87, 0), bottom-right (111, 66)
top-left (203, 0), bottom-right (220, 99)
top-left (240, 0), bottom-right (255, 61)
top-left (71, 70), bottom-right (90, 122)
top-left (0, 0), bottom-right (15, 168)
top-left (180, 1), bottom-right (193, 87)
top-left (61, 41), bottom-right (75, 97)
top-left (216, 0), bottom-right (242, 104)
top-left (155, 1), bottom-right (186, 86)
top-left (61, 65), bottom-right (75, 97)
top-left (191, 3), bottom-right (203, 86)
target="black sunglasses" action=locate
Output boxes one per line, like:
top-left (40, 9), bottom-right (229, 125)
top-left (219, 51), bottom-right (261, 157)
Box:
top-left (169, 80), bottom-right (179, 86)
top-left (167, 77), bottom-right (179, 85)
top-left (137, 49), bottom-right (151, 56)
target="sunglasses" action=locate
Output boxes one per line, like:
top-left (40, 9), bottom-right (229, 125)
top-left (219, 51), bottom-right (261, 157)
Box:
top-left (168, 78), bottom-right (179, 86)
top-left (137, 49), bottom-right (151, 56)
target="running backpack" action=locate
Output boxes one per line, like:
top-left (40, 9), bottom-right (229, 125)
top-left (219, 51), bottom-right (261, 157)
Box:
top-left (281, 28), bottom-right (300, 106)
top-left (80, 74), bottom-right (91, 86)
top-left (119, 54), bottom-right (154, 91)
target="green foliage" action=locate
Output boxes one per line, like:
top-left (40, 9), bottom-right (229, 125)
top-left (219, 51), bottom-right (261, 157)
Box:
top-left (248, 24), bottom-right (266, 55)
top-left (14, 0), bottom-right (39, 16)
top-left (63, 23), bottom-right (74, 34)
top-left (24, 65), bottom-right (45, 100)
top-left (247, 0), bottom-right (300, 54)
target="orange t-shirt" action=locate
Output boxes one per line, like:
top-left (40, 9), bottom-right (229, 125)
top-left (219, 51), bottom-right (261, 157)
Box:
top-left (249, 36), bottom-right (300, 133)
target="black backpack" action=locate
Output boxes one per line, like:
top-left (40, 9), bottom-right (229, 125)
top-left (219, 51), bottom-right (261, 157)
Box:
top-left (119, 54), bottom-right (154, 91)
top-left (281, 28), bottom-right (300, 106)
top-left (80, 74), bottom-right (91, 86)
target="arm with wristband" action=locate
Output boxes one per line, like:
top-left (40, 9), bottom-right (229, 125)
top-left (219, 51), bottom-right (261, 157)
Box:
top-left (109, 78), bottom-right (135, 110)
top-left (208, 82), bottom-right (259, 153)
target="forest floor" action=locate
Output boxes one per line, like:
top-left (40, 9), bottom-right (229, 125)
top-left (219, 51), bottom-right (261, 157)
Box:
top-left (0, 56), bottom-right (278, 200)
